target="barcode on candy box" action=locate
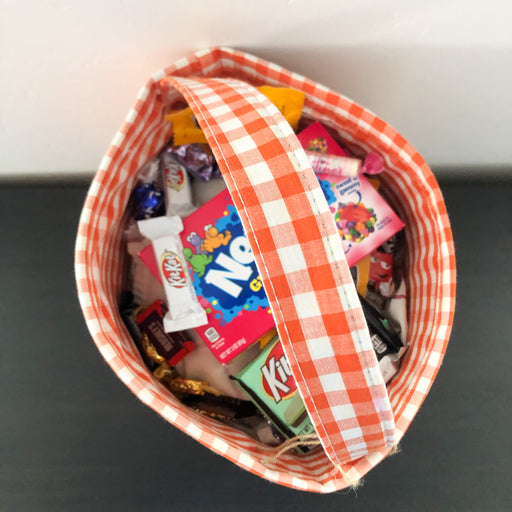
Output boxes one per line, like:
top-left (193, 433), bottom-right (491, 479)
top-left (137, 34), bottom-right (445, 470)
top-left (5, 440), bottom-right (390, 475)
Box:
top-left (205, 327), bottom-right (220, 343)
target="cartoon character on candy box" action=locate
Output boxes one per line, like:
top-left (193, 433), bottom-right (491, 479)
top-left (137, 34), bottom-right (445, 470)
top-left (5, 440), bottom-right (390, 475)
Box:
top-left (200, 224), bottom-right (232, 253)
top-left (184, 223), bottom-right (233, 277)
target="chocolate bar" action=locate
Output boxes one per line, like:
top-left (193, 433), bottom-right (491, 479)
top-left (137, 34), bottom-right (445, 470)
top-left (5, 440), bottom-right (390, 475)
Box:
top-left (138, 215), bottom-right (208, 332)
top-left (233, 337), bottom-right (315, 452)
top-left (160, 149), bottom-right (196, 217)
top-left (136, 300), bottom-right (195, 366)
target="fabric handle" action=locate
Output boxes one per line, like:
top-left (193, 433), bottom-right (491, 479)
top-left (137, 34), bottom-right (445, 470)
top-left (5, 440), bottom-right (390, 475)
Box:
top-left (159, 75), bottom-right (396, 466)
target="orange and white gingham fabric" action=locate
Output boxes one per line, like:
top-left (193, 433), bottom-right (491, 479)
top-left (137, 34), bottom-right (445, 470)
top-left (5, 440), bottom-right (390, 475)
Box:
top-left (75, 47), bottom-right (456, 493)
top-left (161, 75), bottom-right (395, 466)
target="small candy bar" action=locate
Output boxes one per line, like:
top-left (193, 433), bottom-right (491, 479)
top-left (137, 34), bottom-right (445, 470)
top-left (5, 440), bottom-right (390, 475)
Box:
top-left (136, 300), bottom-right (195, 366)
top-left (160, 148), bottom-right (196, 217)
top-left (358, 293), bottom-right (405, 383)
top-left (137, 216), bottom-right (208, 332)
top-left (358, 293), bottom-right (403, 356)
top-left (119, 292), bottom-right (158, 371)
top-left (182, 394), bottom-right (258, 422)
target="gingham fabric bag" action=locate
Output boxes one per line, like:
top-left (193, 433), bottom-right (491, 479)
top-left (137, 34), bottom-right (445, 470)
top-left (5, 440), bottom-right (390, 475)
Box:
top-left (75, 47), bottom-right (456, 493)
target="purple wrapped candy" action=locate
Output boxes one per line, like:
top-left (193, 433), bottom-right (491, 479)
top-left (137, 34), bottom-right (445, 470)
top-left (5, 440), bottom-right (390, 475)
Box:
top-left (167, 143), bottom-right (221, 182)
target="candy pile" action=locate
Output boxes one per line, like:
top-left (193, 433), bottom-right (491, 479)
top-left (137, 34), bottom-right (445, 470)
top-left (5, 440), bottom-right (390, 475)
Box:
top-left (335, 202), bottom-right (377, 243)
top-left (119, 88), bottom-right (409, 453)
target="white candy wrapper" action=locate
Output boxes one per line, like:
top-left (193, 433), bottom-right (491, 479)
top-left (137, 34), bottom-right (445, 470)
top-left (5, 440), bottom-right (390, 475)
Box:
top-left (137, 216), bottom-right (207, 332)
top-left (161, 153), bottom-right (196, 217)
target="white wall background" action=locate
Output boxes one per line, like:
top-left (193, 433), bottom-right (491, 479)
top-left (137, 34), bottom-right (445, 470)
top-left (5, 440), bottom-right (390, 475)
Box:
top-left (1, 0), bottom-right (511, 179)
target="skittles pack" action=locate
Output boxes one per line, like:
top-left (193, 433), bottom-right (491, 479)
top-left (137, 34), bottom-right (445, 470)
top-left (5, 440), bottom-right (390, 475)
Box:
top-left (317, 173), bottom-right (404, 266)
top-left (298, 122), bottom-right (404, 267)
top-left (180, 189), bottom-right (275, 364)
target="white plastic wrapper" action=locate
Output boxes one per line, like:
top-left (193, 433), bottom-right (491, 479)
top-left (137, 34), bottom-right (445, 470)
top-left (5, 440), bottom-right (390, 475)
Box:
top-left (138, 216), bottom-right (207, 332)
top-left (161, 153), bottom-right (196, 217)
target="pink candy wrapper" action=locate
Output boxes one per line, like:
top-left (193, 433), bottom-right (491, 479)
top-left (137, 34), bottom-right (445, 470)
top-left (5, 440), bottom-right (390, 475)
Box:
top-left (317, 172), bottom-right (404, 267)
top-left (307, 151), bottom-right (361, 178)
top-left (297, 121), bottom-right (349, 156)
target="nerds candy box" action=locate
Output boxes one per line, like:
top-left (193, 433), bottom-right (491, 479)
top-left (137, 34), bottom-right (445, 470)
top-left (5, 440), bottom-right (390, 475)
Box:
top-left (180, 190), bottom-right (275, 364)
top-left (298, 122), bottom-right (404, 267)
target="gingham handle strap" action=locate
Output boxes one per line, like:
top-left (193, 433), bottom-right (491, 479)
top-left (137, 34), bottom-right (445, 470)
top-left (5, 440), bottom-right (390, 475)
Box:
top-left (160, 75), bottom-right (396, 465)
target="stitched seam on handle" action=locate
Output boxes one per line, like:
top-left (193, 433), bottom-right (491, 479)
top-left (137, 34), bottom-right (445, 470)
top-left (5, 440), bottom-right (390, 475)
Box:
top-left (173, 78), bottom-right (340, 460)
top-left (214, 81), bottom-right (386, 458)
top-left (168, 76), bottom-right (394, 463)
top-left (238, 84), bottom-right (393, 452)
top-left (253, 89), bottom-right (382, 397)
top-left (174, 77), bottom-right (391, 461)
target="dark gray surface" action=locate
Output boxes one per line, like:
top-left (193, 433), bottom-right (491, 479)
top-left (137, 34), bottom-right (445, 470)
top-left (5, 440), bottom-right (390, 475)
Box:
top-left (1, 181), bottom-right (511, 511)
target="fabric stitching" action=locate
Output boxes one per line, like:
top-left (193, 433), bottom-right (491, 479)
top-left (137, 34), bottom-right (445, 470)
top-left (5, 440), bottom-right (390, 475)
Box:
top-left (172, 77), bottom-right (339, 461)
top-left (237, 83), bottom-right (393, 449)
top-left (172, 76), bottom-right (390, 465)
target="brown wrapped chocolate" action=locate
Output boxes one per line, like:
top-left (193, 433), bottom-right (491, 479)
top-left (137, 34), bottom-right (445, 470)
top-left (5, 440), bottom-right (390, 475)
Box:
top-left (136, 300), bottom-right (195, 366)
